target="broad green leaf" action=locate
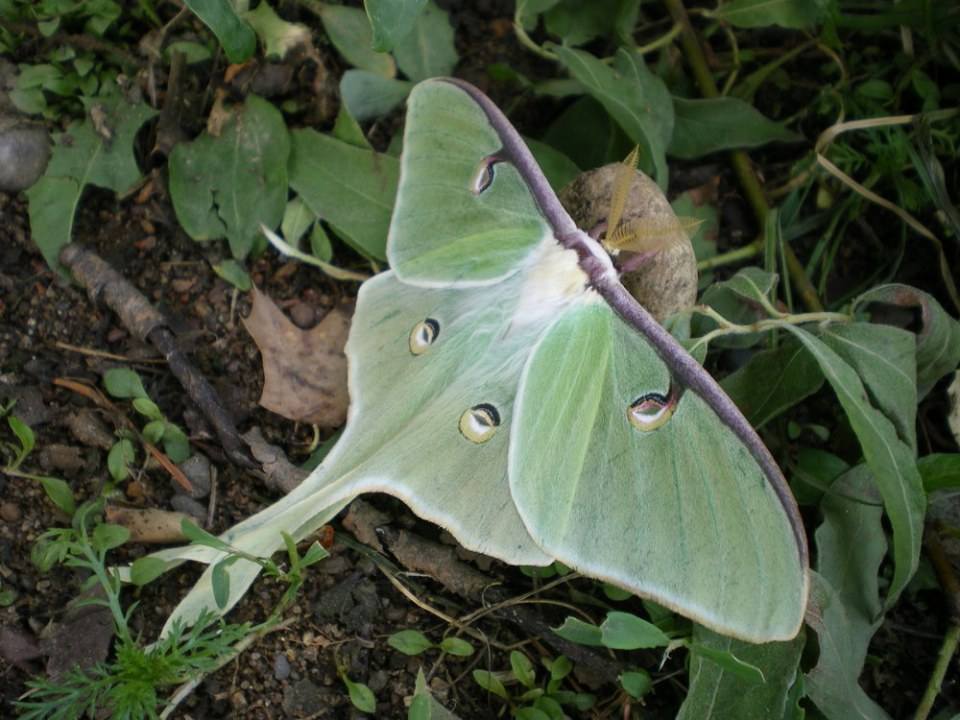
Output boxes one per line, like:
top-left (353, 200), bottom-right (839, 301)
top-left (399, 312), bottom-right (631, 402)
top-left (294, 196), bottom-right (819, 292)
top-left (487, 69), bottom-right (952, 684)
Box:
top-left (669, 97), bottom-right (800, 159)
top-left (694, 267), bottom-right (778, 349)
top-left (543, 0), bottom-right (638, 46)
top-left (288, 129), bottom-right (398, 260)
top-left (543, 97), bottom-right (633, 170)
top-left (39, 477), bottom-right (75, 516)
top-left (92, 523), bottom-right (130, 552)
top-left (344, 677), bottom-right (377, 713)
top-left (620, 670), bottom-right (652, 700)
top-left (554, 47), bottom-right (672, 187)
top-left (142, 419), bottom-right (166, 444)
top-left (27, 95), bottom-right (156, 275)
top-left (104, 368), bottom-right (148, 399)
top-left (310, 224), bottom-right (334, 262)
top-left (438, 637), bottom-right (474, 656)
top-left (552, 617), bottom-right (604, 646)
top-left (853, 284), bottom-right (960, 398)
top-left (510, 651), bottom-right (536, 688)
top-left (525, 137), bottom-right (580, 191)
top-left (678, 626), bottom-right (803, 719)
top-left (918, 453), bottom-right (960, 492)
top-left (722, 338), bottom-right (824, 428)
top-left (780, 326), bottom-right (925, 608)
top-left (411, 667), bottom-right (462, 720)
top-left (340, 69), bottom-right (412, 121)
top-left (165, 40), bottom-right (213, 64)
top-left (689, 642), bottom-right (766, 684)
top-left (709, 0), bottom-right (827, 29)
top-left (805, 467), bottom-right (890, 720)
top-left (600, 611), bottom-right (670, 649)
top-left (820, 323), bottom-right (917, 449)
top-left (243, 1), bottom-right (310, 60)
top-left (212, 258), bottom-right (252, 291)
top-left (389, 629), bottom-right (433, 655)
top-left (211, 557), bottom-right (231, 609)
top-left (130, 556), bottom-right (169, 586)
top-left (162, 423), bottom-right (191, 463)
top-left (791, 448), bottom-right (850, 506)
top-left (364, 0), bottom-right (427, 51)
top-left (183, 0), bottom-right (256, 63)
top-left (169, 95), bottom-right (289, 259)
top-left (515, 708), bottom-right (549, 720)
top-left (332, 105), bottom-right (373, 149)
top-left (319, 4), bottom-right (395, 78)
top-left (133, 397), bottom-right (163, 421)
top-left (107, 438), bottom-right (136, 482)
top-left (516, 0), bottom-right (562, 29)
top-left (393, 0), bottom-right (457, 82)
top-left (472, 670), bottom-right (509, 700)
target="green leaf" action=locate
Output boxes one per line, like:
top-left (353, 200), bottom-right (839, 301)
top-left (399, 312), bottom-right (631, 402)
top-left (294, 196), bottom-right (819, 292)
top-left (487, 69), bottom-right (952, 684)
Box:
top-left (552, 617), bottom-right (603, 646)
top-left (393, 1), bottom-right (457, 82)
top-left (300, 541), bottom-right (329, 567)
top-left (319, 4), bottom-right (395, 77)
top-left (132, 396), bottom-right (163, 421)
top-left (438, 636), bottom-right (474, 657)
top-left (181, 519), bottom-right (231, 552)
top-left (669, 97), bottom-right (800, 159)
top-left (389, 629), bottom-right (434, 655)
top-left (919, 453), bottom-right (960, 492)
top-left (543, 97), bottom-right (633, 170)
top-left (722, 337), bottom-right (824, 428)
top-left (107, 438), bottom-right (136, 482)
top-left (243, 1), bottom-right (310, 60)
top-left (281, 196), bottom-right (316, 247)
top-left (694, 267), bottom-right (778, 349)
top-left (364, 0), bottom-right (427, 51)
top-left (678, 626), bottom-right (804, 719)
top-left (142, 419), bottom-right (165, 444)
top-left (162, 423), bottom-right (191, 463)
top-left (165, 40), bottom-right (213, 64)
top-left (92, 523), bottom-right (130, 552)
top-left (183, 0), bottom-right (255, 63)
top-left (472, 670), bottom-right (509, 700)
top-left (709, 0), bottom-right (827, 29)
top-left (333, 105), bottom-right (373, 149)
top-left (780, 325), bottom-right (925, 608)
top-left (820, 323), bottom-right (917, 450)
top-left (525, 137), bottom-right (580, 192)
top-left (515, 708), bottom-right (550, 720)
top-left (690, 642), bottom-right (766, 684)
top-left (340, 69), bottom-right (413, 122)
top-left (39, 477), bottom-right (75, 516)
top-left (8, 415), bottom-right (35, 457)
top-left (103, 368), bottom-right (148, 399)
top-left (169, 95), bottom-right (289, 259)
top-left (553, 47), bottom-right (672, 188)
top-left (288, 129), bottom-right (398, 261)
top-left (620, 670), bottom-right (652, 700)
top-left (547, 655), bottom-right (572, 683)
top-left (27, 96), bottom-right (156, 276)
top-left (212, 258), bottom-right (252, 291)
top-left (410, 667), bottom-right (461, 720)
top-left (853, 284), bottom-right (960, 399)
top-left (543, 0), bottom-right (635, 46)
top-left (510, 651), bottom-right (536, 688)
top-left (310, 224), bottom-right (334, 263)
top-left (211, 557), bottom-right (231, 609)
top-left (805, 466), bottom-right (889, 719)
top-left (130, 556), bottom-right (169, 586)
top-left (344, 676), bottom-right (377, 713)
top-left (600, 611), bottom-right (670, 650)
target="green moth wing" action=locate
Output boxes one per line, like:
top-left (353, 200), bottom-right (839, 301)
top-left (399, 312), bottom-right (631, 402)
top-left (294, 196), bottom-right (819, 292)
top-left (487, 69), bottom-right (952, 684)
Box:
top-left (510, 299), bottom-right (807, 641)
top-left (388, 81), bottom-right (552, 286)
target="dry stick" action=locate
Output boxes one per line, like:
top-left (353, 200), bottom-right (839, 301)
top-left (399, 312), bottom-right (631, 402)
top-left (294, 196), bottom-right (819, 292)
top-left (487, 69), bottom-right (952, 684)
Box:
top-left (663, 0), bottom-right (824, 312)
top-left (914, 526), bottom-right (960, 720)
top-left (59, 244), bottom-right (255, 470)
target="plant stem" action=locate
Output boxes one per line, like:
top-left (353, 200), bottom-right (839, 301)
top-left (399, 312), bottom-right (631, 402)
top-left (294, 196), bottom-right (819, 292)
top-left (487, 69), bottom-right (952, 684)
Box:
top-left (697, 240), bottom-right (761, 271)
top-left (662, 0), bottom-right (824, 312)
top-left (915, 527), bottom-right (960, 720)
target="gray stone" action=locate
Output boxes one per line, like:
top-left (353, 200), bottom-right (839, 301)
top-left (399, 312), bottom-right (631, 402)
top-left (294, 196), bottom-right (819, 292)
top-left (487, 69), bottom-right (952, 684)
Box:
top-left (0, 116), bottom-right (50, 192)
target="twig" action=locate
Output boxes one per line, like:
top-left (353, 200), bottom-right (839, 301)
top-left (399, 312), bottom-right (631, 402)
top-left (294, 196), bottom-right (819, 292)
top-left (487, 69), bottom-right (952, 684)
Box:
top-left (60, 244), bottom-right (255, 470)
top-left (662, 0), bottom-right (824, 312)
top-left (914, 526), bottom-right (960, 720)
top-left (53, 340), bottom-right (166, 364)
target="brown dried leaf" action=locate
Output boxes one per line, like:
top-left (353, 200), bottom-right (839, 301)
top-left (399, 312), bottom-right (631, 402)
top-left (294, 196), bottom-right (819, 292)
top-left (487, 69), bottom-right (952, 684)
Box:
top-left (244, 288), bottom-right (351, 427)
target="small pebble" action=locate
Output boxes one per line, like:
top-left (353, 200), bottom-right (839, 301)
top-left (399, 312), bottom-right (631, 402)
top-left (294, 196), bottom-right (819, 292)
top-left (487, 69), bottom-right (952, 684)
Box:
top-left (290, 301), bottom-right (316, 329)
top-left (273, 652), bottom-right (291, 680)
top-left (170, 494), bottom-right (206, 523)
top-left (178, 454), bottom-right (212, 499)
top-left (0, 116), bottom-right (50, 191)
top-left (0, 502), bottom-right (21, 523)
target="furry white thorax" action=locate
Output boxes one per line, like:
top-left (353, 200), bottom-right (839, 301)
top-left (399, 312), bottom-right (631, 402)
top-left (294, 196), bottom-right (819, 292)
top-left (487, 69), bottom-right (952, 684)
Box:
top-left (511, 239), bottom-right (589, 328)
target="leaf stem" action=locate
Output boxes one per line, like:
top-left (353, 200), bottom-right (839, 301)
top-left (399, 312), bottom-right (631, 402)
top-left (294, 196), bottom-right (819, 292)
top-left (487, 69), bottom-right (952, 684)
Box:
top-left (688, 305), bottom-right (849, 354)
top-left (662, 0), bottom-right (824, 312)
top-left (512, 13), bottom-right (558, 62)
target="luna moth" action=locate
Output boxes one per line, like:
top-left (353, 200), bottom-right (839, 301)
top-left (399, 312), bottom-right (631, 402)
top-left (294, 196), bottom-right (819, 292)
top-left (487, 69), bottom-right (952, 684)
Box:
top-left (150, 78), bottom-right (808, 643)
